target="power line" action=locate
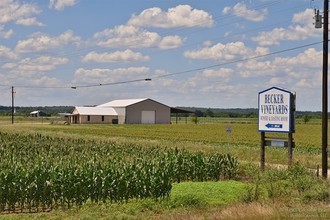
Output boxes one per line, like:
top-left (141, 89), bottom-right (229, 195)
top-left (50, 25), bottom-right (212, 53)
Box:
top-left (7, 41), bottom-right (323, 90)
top-left (153, 41), bottom-right (323, 79)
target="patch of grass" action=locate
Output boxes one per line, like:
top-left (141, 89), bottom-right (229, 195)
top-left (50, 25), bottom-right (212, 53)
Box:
top-left (169, 181), bottom-right (247, 207)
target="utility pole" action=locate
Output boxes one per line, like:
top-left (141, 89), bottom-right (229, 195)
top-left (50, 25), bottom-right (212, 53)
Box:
top-left (322, 0), bottom-right (328, 178)
top-left (11, 86), bottom-right (14, 125)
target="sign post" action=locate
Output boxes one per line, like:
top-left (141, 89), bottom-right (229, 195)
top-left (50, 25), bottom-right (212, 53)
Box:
top-left (258, 87), bottom-right (295, 170)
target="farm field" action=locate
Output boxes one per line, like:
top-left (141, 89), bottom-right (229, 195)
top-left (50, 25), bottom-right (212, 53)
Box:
top-left (0, 118), bottom-right (329, 219)
top-left (0, 118), bottom-right (325, 167)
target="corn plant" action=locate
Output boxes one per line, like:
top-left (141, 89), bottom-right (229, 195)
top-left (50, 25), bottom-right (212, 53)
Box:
top-left (0, 131), bottom-right (238, 212)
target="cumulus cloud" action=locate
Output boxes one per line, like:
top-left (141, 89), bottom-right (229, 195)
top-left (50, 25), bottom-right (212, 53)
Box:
top-left (15, 30), bottom-right (81, 53)
top-left (274, 48), bottom-right (321, 68)
top-left (82, 49), bottom-right (150, 63)
top-left (159, 35), bottom-right (183, 49)
top-left (252, 9), bottom-right (318, 46)
top-left (202, 68), bottom-right (233, 79)
top-left (0, 0), bottom-right (42, 26)
top-left (73, 67), bottom-right (150, 84)
top-left (0, 45), bottom-right (18, 60)
top-left (237, 60), bottom-right (276, 78)
top-left (128, 5), bottom-right (213, 28)
top-left (49, 0), bottom-right (79, 11)
top-left (29, 76), bottom-right (62, 87)
top-left (94, 25), bottom-right (183, 49)
top-left (3, 56), bottom-right (68, 76)
top-left (184, 41), bottom-right (257, 61)
top-left (223, 3), bottom-right (268, 22)
top-left (16, 17), bottom-right (44, 26)
top-left (0, 28), bottom-right (13, 39)
top-left (236, 48), bottom-right (322, 79)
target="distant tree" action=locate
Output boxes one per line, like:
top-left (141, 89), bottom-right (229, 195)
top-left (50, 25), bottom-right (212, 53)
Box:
top-left (205, 108), bottom-right (214, 117)
top-left (303, 115), bottom-right (311, 124)
top-left (215, 112), bottom-right (230, 117)
top-left (194, 110), bottom-right (204, 117)
top-left (245, 112), bottom-right (258, 118)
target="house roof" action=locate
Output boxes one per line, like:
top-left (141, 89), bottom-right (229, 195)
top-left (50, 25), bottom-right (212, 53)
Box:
top-left (97, 98), bottom-right (148, 108)
top-left (72, 107), bottom-right (118, 116)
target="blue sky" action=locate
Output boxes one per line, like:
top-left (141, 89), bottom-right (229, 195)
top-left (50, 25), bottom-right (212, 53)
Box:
top-left (0, 0), bottom-right (326, 110)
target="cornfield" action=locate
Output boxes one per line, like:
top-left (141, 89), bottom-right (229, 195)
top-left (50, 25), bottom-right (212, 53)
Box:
top-left (0, 131), bottom-right (238, 212)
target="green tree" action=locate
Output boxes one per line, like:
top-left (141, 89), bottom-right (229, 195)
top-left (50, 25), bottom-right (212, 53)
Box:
top-left (194, 110), bottom-right (204, 117)
top-left (205, 108), bottom-right (214, 117)
top-left (303, 115), bottom-right (311, 124)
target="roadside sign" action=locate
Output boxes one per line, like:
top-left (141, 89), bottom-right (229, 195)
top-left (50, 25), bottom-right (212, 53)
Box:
top-left (258, 87), bottom-right (295, 133)
top-left (226, 126), bottom-right (232, 134)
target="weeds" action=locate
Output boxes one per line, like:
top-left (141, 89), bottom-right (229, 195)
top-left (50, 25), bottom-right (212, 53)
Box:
top-left (240, 163), bottom-right (330, 205)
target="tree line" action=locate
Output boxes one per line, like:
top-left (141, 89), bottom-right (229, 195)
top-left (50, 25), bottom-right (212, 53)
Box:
top-left (174, 107), bottom-right (323, 119)
top-left (0, 106), bottom-right (74, 116)
top-left (0, 105), bottom-right (323, 119)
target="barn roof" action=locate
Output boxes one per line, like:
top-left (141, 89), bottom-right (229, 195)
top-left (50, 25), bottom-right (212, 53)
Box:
top-left (170, 107), bottom-right (194, 114)
top-left (72, 107), bottom-right (118, 115)
top-left (97, 98), bottom-right (148, 107)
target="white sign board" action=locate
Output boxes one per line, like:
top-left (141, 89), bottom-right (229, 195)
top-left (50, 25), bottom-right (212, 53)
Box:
top-left (258, 87), bottom-right (294, 133)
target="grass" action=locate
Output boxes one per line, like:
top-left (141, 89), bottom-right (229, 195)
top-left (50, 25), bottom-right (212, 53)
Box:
top-left (169, 181), bottom-right (246, 207)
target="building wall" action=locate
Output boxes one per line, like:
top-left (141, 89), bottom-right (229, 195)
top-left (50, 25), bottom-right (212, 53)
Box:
top-left (113, 107), bottom-right (126, 124)
top-left (78, 115), bottom-right (118, 124)
top-left (125, 99), bottom-right (170, 124)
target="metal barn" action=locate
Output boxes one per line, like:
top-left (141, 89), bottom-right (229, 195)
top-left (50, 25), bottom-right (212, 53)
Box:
top-left (97, 98), bottom-right (171, 124)
top-left (70, 98), bottom-right (171, 124)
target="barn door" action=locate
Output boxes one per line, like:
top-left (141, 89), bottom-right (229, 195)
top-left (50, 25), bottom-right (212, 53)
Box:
top-left (141, 111), bottom-right (155, 124)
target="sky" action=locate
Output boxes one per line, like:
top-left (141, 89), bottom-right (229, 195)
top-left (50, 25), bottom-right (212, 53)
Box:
top-left (0, 0), bottom-right (326, 110)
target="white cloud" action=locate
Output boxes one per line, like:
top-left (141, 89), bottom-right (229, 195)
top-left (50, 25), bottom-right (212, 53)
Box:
top-left (159, 35), bottom-right (183, 49)
top-left (16, 17), bottom-right (44, 26)
top-left (49, 0), bottom-right (79, 11)
top-left (252, 9), bottom-right (319, 46)
top-left (0, 45), bottom-right (18, 60)
top-left (236, 48), bottom-right (322, 80)
top-left (94, 25), bottom-right (160, 48)
top-left (94, 25), bottom-right (182, 49)
top-left (237, 60), bottom-right (275, 78)
top-left (15, 30), bottom-right (81, 53)
top-left (202, 68), bottom-right (233, 79)
top-left (3, 56), bottom-right (68, 76)
top-left (275, 48), bottom-right (321, 69)
top-left (184, 41), bottom-right (253, 61)
top-left (0, 28), bottom-right (13, 39)
top-left (29, 76), bottom-right (62, 87)
top-left (73, 67), bottom-right (150, 84)
top-left (82, 49), bottom-right (150, 63)
top-left (0, 0), bottom-right (42, 26)
top-left (223, 3), bottom-right (268, 22)
top-left (128, 5), bottom-right (213, 28)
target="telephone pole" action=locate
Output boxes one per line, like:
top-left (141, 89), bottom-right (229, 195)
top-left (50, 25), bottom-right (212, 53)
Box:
top-left (11, 86), bottom-right (14, 125)
top-left (322, 0), bottom-right (328, 178)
